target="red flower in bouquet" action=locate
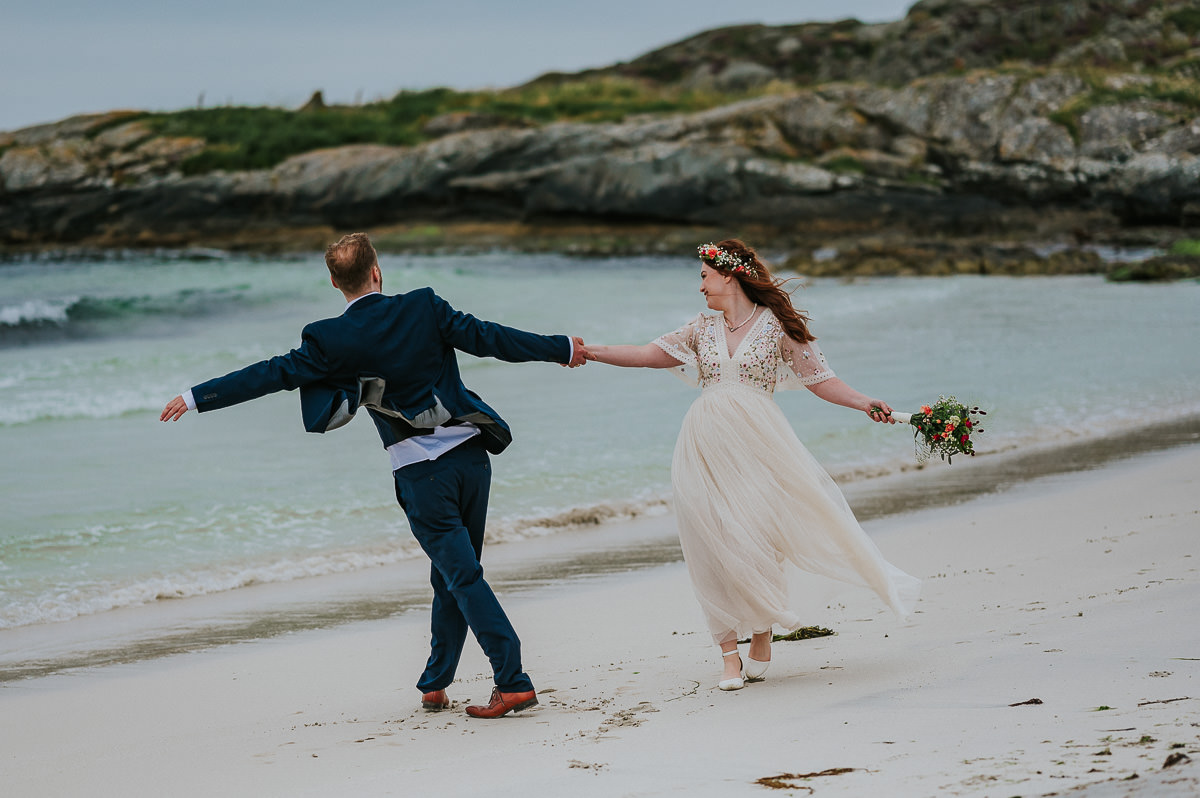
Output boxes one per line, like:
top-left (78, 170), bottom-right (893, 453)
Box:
top-left (903, 395), bottom-right (987, 463)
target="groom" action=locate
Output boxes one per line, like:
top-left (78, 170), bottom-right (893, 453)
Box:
top-left (161, 232), bottom-right (588, 718)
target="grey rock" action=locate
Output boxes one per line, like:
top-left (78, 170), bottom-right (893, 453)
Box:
top-left (832, 84), bottom-right (934, 140)
top-left (998, 118), bottom-right (1076, 166)
top-left (1, 141), bottom-right (97, 192)
top-left (1074, 157), bottom-right (1116, 184)
top-left (741, 158), bottom-right (836, 193)
top-left (566, 0), bottom-right (1199, 96)
top-left (513, 142), bottom-right (746, 218)
top-left (777, 94), bottom-right (888, 156)
top-left (775, 37), bottom-right (802, 57)
top-left (94, 120), bottom-right (156, 151)
top-left (4, 112), bottom-right (136, 147)
top-left (837, 74), bottom-right (1020, 160)
top-left (924, 74), bottom-right (1019, 158)
top-left (713, 61), bottom-right (778, 92)
top-left (1143, 117), bottom-right (1200, 156)
top-left (1105, 151), bottom-right (1200, 221)
top-left (1001, 73), bottom-right (1088, 122)
top-left (1079, 105), bottom-right (1173, 160)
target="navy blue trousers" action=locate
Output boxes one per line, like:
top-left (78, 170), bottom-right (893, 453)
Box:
top-left (393, 438), bottom-right (533, 694)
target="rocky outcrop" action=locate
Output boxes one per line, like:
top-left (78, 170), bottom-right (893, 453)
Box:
top-left (572, 0), bottom-right (1200, 89)
top-left (3, 65), bottom-right (1198, 249)
top-left (1106, 253), bottom-right (1200, 281)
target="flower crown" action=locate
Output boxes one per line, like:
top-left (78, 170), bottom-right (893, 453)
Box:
top-left (697, 243), bottom-right (759, 278)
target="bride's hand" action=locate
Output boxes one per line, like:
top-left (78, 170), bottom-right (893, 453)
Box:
top-left (866, 401), bottom-right (896, 423)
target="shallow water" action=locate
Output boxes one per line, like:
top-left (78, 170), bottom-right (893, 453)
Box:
top-left (1, 252), bottom-right (1198, 664)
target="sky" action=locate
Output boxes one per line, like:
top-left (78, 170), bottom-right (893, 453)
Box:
top-left (1, 1), bottom-right (914, 133)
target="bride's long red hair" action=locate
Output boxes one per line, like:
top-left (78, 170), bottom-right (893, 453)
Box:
top-left (709, 239), bottom-right (815, 343)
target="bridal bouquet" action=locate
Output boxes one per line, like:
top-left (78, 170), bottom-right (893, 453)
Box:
top-left (881, 396), bottom-right (987, 463)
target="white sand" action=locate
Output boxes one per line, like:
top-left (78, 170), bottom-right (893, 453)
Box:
top-left (2, 446), bottom-right (1198, 797)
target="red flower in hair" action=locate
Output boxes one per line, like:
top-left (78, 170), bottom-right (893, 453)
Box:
top-left (697, 242), bottom-right (759, 278)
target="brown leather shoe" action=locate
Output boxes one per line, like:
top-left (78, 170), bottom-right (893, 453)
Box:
top-left (465, 687), bottom-right (538, 718)
top-left (421, 689), bottom-right (450, 711)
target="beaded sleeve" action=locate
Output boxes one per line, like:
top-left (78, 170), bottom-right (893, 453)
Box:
top-left (777, 333), bottom-right (836, 390)
top-left (652, 313), bottom-right (704, 387)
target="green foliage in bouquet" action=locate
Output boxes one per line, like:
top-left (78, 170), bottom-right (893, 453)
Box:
top-left (908, 396), bottom-right (986, 463)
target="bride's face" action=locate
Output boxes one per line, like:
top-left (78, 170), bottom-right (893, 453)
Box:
top-left (699, 265), bottom-right (735, 309)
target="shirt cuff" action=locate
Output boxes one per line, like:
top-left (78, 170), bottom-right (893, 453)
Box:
top-left (182, 389), bottom-right (196, 411)
top-left (566, 337), bottom-right (574, 364)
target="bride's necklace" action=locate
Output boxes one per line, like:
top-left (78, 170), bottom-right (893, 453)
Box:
top-left (724, 304), bottom-right (758, 333)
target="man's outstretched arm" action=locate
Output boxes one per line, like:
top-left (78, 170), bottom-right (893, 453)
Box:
top-left (159, 328), bottom-right (331, 422)
top-left (427, 289), bottom-right (581, 366)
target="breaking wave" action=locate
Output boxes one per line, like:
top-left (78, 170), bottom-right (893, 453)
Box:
top-left (0, 286), bottom-right (256, 346)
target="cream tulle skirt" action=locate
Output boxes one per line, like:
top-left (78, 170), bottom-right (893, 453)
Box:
top-left (671, 383), bottom-right (921, 645)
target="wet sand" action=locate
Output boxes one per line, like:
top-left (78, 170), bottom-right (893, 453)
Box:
top-left (1, 442), bottom-right (1197, 796)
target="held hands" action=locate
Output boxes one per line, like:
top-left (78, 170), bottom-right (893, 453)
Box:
top-left (160, 395), bottom-right (189, 422)
top-left (866, 401), bottom-right (898, 424)
top-left (564, 336), bottom-right (591, 368)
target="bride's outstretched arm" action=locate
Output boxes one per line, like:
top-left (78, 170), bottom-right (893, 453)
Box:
top-left (586, 344), bottom-right (682, 369)
top-left (807, 377), bottom-right (897, 423)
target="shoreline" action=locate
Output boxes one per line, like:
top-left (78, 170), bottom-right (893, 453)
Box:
top-left (1, 221), bottom-right (1193, 279)
top-left (1, 414), bottom-right (1198, 684)
top-left (844, 410), bottom-right (1200, 522)
top-left (1, 434), bottom-right (1197, 796)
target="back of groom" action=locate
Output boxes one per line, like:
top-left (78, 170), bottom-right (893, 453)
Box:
top-left (161, 232), bottom-right (588, 718)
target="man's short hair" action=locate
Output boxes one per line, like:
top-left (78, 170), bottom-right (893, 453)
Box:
top-left (325, 233), bottom-right (377, 292)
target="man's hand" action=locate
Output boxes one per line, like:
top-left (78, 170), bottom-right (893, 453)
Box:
top-left (160, 395), bottom-right (190, 422)
top-left (566, 336), bottom-right (589, 368)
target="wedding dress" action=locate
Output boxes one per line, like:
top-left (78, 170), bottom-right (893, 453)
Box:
top-left (653, 310), bottom-right (921, 645)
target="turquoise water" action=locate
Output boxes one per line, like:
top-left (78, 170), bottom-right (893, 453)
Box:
top-left (2, 252), bottom-right (1198, 635)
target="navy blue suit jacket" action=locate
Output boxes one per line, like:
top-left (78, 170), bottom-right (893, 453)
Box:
top-left (191, 289), bottom-right (571, 454)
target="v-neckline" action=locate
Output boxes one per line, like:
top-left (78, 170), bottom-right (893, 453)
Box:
top-left (719, 308), bottom-right (767, 360)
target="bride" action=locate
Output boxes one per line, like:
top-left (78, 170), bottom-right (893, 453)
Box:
top-left (584, 239), bottom-right (921, 690)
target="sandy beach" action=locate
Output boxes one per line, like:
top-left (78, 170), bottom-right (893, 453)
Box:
top-left (2, 444), bottom-right (1198, 797)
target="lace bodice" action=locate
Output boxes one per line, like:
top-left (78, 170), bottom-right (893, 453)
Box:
top-left (652, 311), bottom-right (835, 394)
